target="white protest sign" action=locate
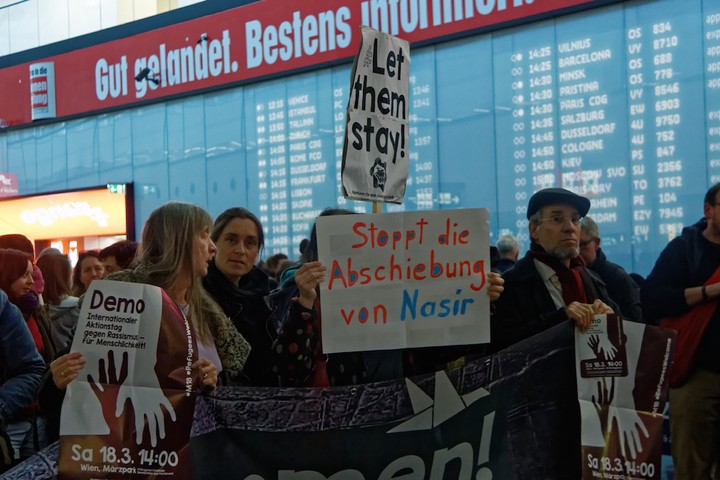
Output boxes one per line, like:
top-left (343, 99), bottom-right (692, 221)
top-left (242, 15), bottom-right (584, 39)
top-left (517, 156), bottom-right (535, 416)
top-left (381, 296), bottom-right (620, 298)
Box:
top-left (61, 281), bottom-right (162, 438)
top-left (59, 280), bottom-right (196, 480)
top-left (316, 209), bottom-right (490, 353)
top-left (576, 319), bottom-right (671, 480)
top-left (341, 26), bottom-right (410, 204)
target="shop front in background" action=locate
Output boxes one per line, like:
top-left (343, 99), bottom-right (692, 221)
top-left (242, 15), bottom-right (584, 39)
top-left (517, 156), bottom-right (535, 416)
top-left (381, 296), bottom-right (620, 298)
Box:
top-left (0, 184), bottom-right (134, 263)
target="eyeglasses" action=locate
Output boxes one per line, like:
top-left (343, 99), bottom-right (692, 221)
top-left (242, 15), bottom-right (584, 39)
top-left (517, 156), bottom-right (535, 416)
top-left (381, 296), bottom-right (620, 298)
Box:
top-left (538, 214), bottom-right (582, 226)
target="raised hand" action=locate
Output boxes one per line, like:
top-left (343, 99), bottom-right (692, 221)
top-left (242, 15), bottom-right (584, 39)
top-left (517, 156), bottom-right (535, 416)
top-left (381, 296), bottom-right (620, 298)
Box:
top-left (595, 334), bottom-right (618, 360)
top-left (486, 271), bottom-right (504, 301)
top-left (591, 376), bottom-right (614, 434)
top-left (295, 261), bottom-right (326, 309)
top-left (50, 351), bottom-right (86, 390)
top-left (88, 350), bottom-right (128, 391)
top-left (587, 334), bottom-right (601, 357)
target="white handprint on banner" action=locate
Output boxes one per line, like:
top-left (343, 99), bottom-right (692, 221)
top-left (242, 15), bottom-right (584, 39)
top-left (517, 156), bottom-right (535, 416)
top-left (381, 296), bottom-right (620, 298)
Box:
top-left (608, 405), bottom-right (650, 459)
top-left (62, 282), bottom-right (175, 445)
top-left (587, 321), bottom-right (649, 460)
top-left (113, 283), bottom-right (175, 446)
top-left (588, 333), bottom-right (618, 360)
top-left (116, 384), bottom-right (176, 447)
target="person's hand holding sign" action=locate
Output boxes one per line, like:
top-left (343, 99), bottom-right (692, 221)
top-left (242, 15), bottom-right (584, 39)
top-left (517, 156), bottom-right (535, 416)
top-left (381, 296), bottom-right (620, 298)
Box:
top-left (591, 299), bottom-right (614, 315)
top-left (566, 300), bottom-right (614, 332)
top-left (193, 358), bottom-right (219, 389)
top-left (295, 261), bottom-right (327, 309)
top-left (486, 272), bottom-right (504, 301)
top-left (50, 352), bottom-right (86, 390)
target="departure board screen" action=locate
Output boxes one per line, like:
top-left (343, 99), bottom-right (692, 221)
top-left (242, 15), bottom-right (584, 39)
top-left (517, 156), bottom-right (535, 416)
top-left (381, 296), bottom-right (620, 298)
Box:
top-left (242, 0), bottom-right (719, 276)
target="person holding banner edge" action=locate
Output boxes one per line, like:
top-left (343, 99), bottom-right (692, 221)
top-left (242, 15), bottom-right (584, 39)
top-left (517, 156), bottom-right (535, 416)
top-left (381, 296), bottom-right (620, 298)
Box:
top-left (641, 182), bottom-right (720, 480)
top-left (48, 202), bottom-right (252, 446)
top-left (489, 188), bottom-right (619, 477)
top-left (491, 188), bottom-right (618, 351)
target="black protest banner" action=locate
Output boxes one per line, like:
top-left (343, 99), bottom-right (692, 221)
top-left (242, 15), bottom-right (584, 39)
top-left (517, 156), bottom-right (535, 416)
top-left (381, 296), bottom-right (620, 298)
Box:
top-left (4, 322), bottom-right (670, 480)
top-left (190, 322), bottom-right (668, 480)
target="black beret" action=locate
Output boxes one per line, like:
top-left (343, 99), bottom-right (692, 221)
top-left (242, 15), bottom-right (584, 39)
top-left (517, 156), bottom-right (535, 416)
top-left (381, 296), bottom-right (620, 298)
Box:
top-left (526, 188), bottom-right (590, 219)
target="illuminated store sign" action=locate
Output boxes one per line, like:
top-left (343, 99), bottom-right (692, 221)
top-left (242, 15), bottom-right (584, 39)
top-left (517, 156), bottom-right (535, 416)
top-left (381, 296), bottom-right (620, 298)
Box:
top-left (0, 186), bottom-right (129, 240)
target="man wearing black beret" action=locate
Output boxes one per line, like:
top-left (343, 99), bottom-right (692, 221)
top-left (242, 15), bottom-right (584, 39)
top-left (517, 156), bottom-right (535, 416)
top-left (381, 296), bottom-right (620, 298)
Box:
top-left (490, 187), bottom-right (618, 351)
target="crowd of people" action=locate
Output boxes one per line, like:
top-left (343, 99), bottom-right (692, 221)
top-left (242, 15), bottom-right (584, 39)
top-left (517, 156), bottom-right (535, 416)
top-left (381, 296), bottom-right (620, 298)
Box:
top-left (0, 184), bottom-right (718, 478)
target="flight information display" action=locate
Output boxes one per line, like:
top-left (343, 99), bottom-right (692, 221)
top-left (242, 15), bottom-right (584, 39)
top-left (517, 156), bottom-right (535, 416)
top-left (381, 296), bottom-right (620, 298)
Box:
top-left (241, 0), bottom-right (719, 276)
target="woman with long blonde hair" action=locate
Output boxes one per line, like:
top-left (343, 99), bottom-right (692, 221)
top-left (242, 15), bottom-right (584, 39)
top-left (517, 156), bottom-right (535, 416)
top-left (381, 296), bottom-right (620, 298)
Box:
top-left (50, 201), bottom-right (250, 388)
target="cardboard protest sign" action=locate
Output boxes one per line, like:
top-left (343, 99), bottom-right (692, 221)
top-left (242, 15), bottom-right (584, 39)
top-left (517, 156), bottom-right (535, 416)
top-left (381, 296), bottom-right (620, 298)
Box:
top-left (341, 26), bottom-right (410, 204)
top-left (58, 280), bottom-right (200, 480)
top-left (576, 317), bottom-right (674, 480)
top-left (316, 208), bottom-right (490, 353)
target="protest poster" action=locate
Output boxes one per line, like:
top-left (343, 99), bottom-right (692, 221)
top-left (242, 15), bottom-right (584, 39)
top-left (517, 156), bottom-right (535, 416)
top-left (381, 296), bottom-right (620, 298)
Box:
top-left (577, 317), bottom-right (675, 480)
top-left (315, 208), bottom-right (489, 354)
top-left (577, 314), bottom-right (628, 378)
top-left (341, 26), bottom-right (410, 204)
top-left (57, 280), bottom-right (199, 480)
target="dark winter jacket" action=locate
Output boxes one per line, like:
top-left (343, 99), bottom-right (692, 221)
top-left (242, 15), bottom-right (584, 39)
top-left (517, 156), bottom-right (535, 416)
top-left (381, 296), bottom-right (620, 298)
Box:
top-left (273, 266), bottom-right (403, 387)
top-left (588, 249), bottom-right (643, 323)
top-left (0, 290), bottom-right (45, 425)
top-left (642, 218), bottom-right (720, 372)
top-left (491, 252), bottom-right (618, 352)
top-left (202, 261), bottom-right (280, 386)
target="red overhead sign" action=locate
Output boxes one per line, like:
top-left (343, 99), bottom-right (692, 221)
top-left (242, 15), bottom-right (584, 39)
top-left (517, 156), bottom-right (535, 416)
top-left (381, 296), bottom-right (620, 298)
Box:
top-left (0, 0), bottom-right (601, 128)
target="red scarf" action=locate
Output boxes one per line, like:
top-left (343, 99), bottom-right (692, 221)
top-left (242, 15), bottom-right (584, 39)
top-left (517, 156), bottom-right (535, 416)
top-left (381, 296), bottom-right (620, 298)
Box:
top-left (528, 243), bottom-right (596, 305)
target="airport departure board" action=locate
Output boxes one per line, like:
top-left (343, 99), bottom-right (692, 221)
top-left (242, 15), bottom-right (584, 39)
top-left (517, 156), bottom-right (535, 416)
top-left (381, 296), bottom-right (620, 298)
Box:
top-left (242, 0), bottom-right (720, 276)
